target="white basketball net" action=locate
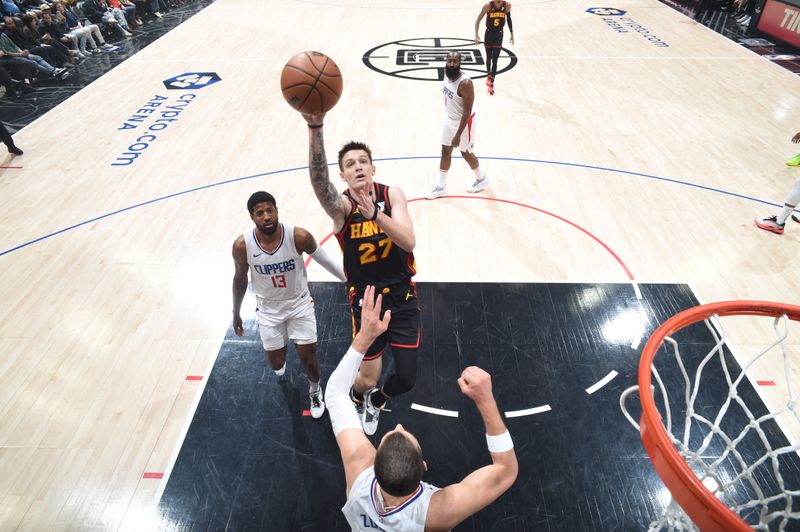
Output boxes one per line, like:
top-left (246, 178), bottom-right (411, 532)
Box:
top-left (620, 313), bottom-right (800, 531)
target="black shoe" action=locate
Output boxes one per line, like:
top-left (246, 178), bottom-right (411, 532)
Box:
top-left (8, 146), bottom-right (23, 155)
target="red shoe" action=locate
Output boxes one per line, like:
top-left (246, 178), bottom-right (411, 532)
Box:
top-left (488, 80), bottom-right (495, 95)
top-left (754, 215), bottom-right (785, 234)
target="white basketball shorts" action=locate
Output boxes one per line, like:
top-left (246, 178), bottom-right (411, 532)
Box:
top-left (256, 290), bottom-right (317, 351)
top-left (441, 112), bottom-right (476, 153)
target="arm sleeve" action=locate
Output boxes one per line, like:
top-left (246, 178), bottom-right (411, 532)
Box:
top-left (325, 347), bottom-right (364, 436)
top-left (310, 246), bottom-right (346, 282)
top-left (507, 12), bottom-right (513, 32)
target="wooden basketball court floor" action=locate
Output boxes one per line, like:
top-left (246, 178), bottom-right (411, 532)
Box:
top-left (1, 0), bottom-right (799, 529)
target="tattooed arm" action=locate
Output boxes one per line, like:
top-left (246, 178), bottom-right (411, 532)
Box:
top-left (303, 113), bottom-right (348, 231)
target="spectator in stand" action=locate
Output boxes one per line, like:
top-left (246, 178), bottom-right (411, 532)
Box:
top-left (38, 6), bottom-right (85, 59)
top-left (98, 0), bottom-right (133, 33)
top-left (81, 0), bottom-right (132, 39)
top-left (0, 35), bottom-right (66, 79)
top-left (0, 0), bottom-right (23, 17)
top-left (53, 0), bottom-right (113, 53)
top-left (22, 12), bottom-right (75, 64)
top-left (733, 0), bottom-right (754, 27)
top-left (16, 0), bottom-right (41, 12)
top-left (130, 0), bottom-right (161, 22)
top-left (0, 61), bottom-right (34, 97)
top-left (107, 0), bottom-right (137, 28)
top-left (3, 15), bottom-right (62, 66)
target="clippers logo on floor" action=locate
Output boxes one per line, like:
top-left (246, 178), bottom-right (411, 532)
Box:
top-left (587, 7), bottom-right (670, 47)
top-left (363, 37), bottom-right (517, 81)
top-left (163, 72), bottom-right (221, 90)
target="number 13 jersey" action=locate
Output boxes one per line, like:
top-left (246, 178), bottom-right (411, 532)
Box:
top-left (245, 223), bottom-right (308, 307)
top-left (337, 182), bottom-right (416, 290)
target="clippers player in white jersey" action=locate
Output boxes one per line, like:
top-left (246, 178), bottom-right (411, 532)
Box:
top-left (426, 51), bottom-right (490, 200)
top-left (327, 286), bottom-right (518, 531)
top-left (232, 191), bottom-right (345, 418)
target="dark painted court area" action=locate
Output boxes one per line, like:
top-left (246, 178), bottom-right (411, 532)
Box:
top-left (157, 282), bottom-right (800, 530)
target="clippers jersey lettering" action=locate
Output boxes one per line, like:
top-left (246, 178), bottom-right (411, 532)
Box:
top-left (486, 1), bottom-right (508, 31)
top-left (244, 224), bottom-right (307, 307)
top-left (342, 467), bottom-right (439, 531)
top-left (442, 71), bottom-right (471, 122)
top-left (336, 183), bottom-right (416, 289)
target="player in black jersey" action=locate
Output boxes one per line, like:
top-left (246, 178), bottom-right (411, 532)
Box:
top-left (302, 111), bottom-right (419, 436)
top-left (474, 0), bottom-right (514, 95)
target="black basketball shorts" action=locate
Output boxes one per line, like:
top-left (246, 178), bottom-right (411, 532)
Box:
top-left (349, 282), bottom-right (420, 360)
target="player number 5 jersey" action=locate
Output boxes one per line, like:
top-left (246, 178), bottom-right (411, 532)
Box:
top-left (487, 0), bottom-right (508, 31)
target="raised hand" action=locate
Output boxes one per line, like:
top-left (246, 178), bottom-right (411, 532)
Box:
top-left (355, 187), bottom-right (376, 219)
top-left (302, 112), bottom-right (326, 127)
top-left (457, 366), bottom-right (494, 404)
top-left (358, 285), bottom-right (391, 342)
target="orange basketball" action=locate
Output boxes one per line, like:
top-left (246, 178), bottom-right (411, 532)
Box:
top-left (280, 51), bottom-right (343, 114)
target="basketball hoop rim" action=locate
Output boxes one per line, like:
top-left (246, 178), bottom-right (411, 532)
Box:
top-left (638, 300), bottom-right (800, 532)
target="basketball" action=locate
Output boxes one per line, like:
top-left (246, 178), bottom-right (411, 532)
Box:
top-left (280, 51), bottom-right (343, 114)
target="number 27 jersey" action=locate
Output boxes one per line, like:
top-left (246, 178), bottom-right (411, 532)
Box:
top-left (336, 182), bottom-right (416, 289)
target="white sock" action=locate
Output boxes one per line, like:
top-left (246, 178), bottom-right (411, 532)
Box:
top-left (472, 166), bottom-right (484, 182)
top-left (309, 379), bottom-right (320, 394)
top-left (778, 206), bottom-right (795, 225)
top-left (778, 180), bottom-right (800, 224)
top-left (273, 361), bottom-right (286, 376)
top-left (438, 170), bottom-right (447, 187)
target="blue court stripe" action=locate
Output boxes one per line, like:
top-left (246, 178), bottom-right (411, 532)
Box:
top-left (0, 157), bottom-right (788, 258)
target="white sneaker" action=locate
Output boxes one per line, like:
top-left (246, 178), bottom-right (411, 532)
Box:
top-left (425, 184), bottom-right (447, 200)
top-left (309, 388), bottom-right (325, 419)
top-left (361, 388), bottom-right (381, 435)
top-left (754, 215), bottom-right (784, 235)
top-left (467, 174), bottom-right (490, 193)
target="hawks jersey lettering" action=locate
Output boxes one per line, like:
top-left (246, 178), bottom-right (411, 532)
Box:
top-left (336, 183), bottom-right (416, 289)
top-left (341, 467), bottom-right (439, 531)
top-left (244, 223), bottom-right (308, 306)
top-left (486, 1), bottom-right (508, 31)
top-left (442, 71), bottom-right (473, 122)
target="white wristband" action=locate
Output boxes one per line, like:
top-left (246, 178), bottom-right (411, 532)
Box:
top-left (346, 346), bottom-right (365, 359)
top-left (486, 431), bottom-right (514, 453)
